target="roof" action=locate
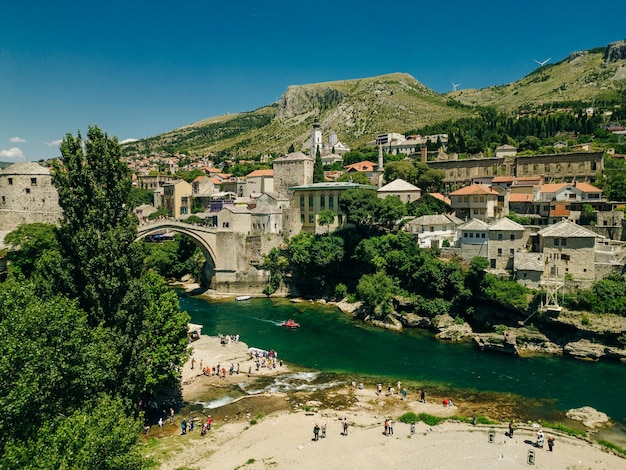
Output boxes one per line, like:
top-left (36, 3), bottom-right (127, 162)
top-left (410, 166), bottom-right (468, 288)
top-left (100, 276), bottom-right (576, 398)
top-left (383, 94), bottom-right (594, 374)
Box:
top-left (289, 182), bottom-right (377, 191)
top-left (538, 219), bottom-right (603, 238)
top-left (509, 193), bottom-right (533, 203)
top-left (491, 176), bottom-right (513, 183)
top-left (344, 160), bottom-right (376, 172)
top-left (408, 214), bottom-right (463, 226)
top-left (0, 161), bottom-right (50, 175)
top-left (274, 151), bottom-right (313, 162)
top-left (489, 217), bottom-right (524, 231)
top-left (540, 183), bottom-right (568, 193)
top-left (459, 218), bottom-right (490, 230)
top-left (219, 206), bottom-right (251, 214)
top-left (549, 205), bottom-right (570, 217)
top-left (378, 178), bottom-right (421, 192)
top-left (514, 253), bottom-right (544, 272)
top-left (450, 184), bottom-right (499, 196)
top-left (574, 182), bottom-right (602, 193)
top-left (496, 144), bottom-right (518, 150)
top-left (246, 169), bottom-right (273, 178)
top-left (428, 192), bottom-right (451, 205)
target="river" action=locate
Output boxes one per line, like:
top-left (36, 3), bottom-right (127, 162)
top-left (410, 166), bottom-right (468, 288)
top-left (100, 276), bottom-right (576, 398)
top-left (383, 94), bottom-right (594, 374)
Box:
top-left (179, 294), bottom-right (626, 439)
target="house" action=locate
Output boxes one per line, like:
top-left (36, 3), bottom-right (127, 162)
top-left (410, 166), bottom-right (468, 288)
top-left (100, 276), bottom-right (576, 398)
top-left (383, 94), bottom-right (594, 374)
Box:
top-left (245, 169), bottom-right (274, 197)
top-left (450, 184), bottom-right (508, 222)
top-left (344, 161), bottom-right (377, 182)
top-left (457, 218), bottom-right (489, 261)
top-left (404, 214), bottom-right (464, 249)
top-left (289, 181), bottom-right (377, 234)
top-left (537, 219), bottom-right (602, 284)
top-left (191, 175), bottom-right (218, 210)
top-left (494, 144), bottom-right (518, 158)
top-left (538, 182), bottom-right (603, 203)
top-left (514, 252), bottom-right (544, 288)
top-left (487, 217), bottom-right (526, 270)
top-left (377, 179), bottom-right (421, 203)
top-left (162, 179), bottom-right (192, 219)
top-left (216, 206), bottom-right (251, 232)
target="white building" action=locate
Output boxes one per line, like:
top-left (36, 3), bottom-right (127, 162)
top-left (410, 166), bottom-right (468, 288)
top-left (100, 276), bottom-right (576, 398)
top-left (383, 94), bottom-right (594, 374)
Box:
top-left (377, 178), bottom-right (421, 203)
top-left (405, 214), bottom-right (464, 249)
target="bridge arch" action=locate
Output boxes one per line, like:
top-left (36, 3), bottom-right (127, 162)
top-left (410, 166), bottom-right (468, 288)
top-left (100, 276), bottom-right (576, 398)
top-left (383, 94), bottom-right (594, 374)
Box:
top-left (136, 221), bottom-right (219, 272)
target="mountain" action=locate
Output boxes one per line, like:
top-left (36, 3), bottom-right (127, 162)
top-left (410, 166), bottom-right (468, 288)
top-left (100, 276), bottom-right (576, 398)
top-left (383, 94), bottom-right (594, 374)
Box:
top-left (451, 40), bottom-right (626, 112)
top-left (122, 41), bottom-right (626, 158)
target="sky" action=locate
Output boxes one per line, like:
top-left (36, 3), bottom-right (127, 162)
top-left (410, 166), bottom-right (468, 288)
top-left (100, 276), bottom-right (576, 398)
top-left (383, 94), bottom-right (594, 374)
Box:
top-left (1, 0), bottom-right (625, 163)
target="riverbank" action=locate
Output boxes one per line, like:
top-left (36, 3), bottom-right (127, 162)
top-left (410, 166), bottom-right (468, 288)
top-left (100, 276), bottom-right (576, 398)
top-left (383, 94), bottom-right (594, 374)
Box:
top-left (144, 333), bottom-right (625, 469)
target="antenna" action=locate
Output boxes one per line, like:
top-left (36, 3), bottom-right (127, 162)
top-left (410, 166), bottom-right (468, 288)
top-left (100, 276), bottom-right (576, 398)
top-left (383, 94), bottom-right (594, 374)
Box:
top-left (533, 57), bottom-right (551, 67)
top-left (451, 82), bottom-right (461, 92)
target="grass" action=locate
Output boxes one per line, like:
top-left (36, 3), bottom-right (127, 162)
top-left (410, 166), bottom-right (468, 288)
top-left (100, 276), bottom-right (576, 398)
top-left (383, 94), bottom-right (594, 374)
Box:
top-left (597, 439), bottom-right (626, 456)
top-left (541, 421), bottom-right (587, 437)
top-left (397, 412), bottom-right (498, 427)
top-left (249, 413), bottom-right (264, 425)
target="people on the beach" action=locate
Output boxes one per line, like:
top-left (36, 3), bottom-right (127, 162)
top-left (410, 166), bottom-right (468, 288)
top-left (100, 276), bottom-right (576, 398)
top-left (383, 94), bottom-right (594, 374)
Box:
top-left (158, 417), bottom-right (163, 428)
top-left (384, 418), bottom-right (389, 435)
top-left (181, 418), bottom-right (187, 435)
top-left (342, 418), bottom-right (349, 436)
top-left (388, 419), bottom-right (394, 436)
top-left (508, 420), bottom-right (514, 438)
top-left (321, 422), bottom-right (326, 438)
top-left (169, 407), bottom-right (175, 424)
top-left (402, 388), bottom-right (407, 400)
top-left (207, 415), bottom-right (213, 430)
top-left (547, 435), bottom-right (555, 452)
top-left (536, 429), bottom-right (544, 448)
top-left (313, 423), bottom-right (320, 441)
top-left (420, 389), bottom-right (425, 402)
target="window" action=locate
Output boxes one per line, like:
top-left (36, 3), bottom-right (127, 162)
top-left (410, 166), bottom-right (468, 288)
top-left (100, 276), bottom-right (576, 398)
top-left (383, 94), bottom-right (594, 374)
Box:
top-left (308, 196), bottom-right (313, 208)
top-left (510, 234), bottom-right (515, 241)
top-left (497, 248), bottom-right (502, 256)
top-left (8, 178), bottom-right (13, 185)
top-left (510, 248), bottom-right (515, 256)
top-left (338, 214), bottom-right (343, 224)
top-left (554, 239), bottom-right (559, 246)
top-left (300, 214), bottom-right (304, 223)
top-left (308, 214), bottom-right (314, 223)
top-left (300, 196), bottom-right (305, 208)
top-left (329, 196), bottom-right (334, 208)
top-left (25, 188), bottom-right (30, 194)
top-left (320, 196), bottom-right (325, 208)
top-left (481, 233), bottom-right (486, 238)
top-left (31, 178), bottom-right (37, 186)
top-left (561, 238), bottom-right (567, 246)
top-left (498, 233), bottom-right (503, 240)
top-left (469, 233), bottom-right (474, 238)
top-left (430, 226), bottom-right (434, 232)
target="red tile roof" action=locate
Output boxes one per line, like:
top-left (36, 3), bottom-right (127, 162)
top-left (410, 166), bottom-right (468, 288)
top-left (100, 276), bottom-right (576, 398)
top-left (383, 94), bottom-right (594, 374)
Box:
top-left (450, 184), bottom-right (499, 196)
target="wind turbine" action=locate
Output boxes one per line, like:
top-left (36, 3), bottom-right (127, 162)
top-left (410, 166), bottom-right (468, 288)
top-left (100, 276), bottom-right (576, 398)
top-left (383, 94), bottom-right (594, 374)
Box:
top-left (533, 57), bottom-right (551, 67)
top-left (451, 81), bottom-right (461, 92)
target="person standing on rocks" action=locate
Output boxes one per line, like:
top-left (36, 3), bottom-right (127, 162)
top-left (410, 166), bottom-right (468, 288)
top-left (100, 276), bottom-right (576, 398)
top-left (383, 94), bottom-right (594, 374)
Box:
top-left (508, 420), bottom-right (514, 438)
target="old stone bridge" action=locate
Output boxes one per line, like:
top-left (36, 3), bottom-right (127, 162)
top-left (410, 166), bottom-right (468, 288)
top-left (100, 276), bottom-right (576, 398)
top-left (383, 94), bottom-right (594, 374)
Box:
top-left (136, 220), bottom-right (281, 292)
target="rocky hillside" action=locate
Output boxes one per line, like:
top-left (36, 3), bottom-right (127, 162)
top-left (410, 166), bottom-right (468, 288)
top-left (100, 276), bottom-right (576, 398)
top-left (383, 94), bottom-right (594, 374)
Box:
top-left (122, 41), bottom-right (626, 158)
top-left (451, 40), bottom-right (626, 112)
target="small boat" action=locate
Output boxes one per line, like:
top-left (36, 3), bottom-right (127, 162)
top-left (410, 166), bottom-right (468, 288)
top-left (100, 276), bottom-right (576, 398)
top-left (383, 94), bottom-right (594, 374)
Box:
top-left (235, 295), bottom-right (251, 301)
top-left (281, 319), bottom-right (300, 328)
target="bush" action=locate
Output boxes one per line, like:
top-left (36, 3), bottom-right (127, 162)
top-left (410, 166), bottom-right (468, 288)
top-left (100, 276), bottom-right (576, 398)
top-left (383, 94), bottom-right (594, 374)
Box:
top-left (416, 413), bottom-right (443, 426)
top-left (334, 283), bottom-right (348, 300)
top-left (397, 412), bottom-right (418, 424)
top-left (598, 439), bottom-right (626, 456)
top-left (542, 421), bottom-right (586, 437)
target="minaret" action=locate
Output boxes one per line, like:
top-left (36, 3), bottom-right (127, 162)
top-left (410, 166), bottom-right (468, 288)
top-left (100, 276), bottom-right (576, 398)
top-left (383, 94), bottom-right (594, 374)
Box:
top-left (377, 143), bottom-right (384, 188)
top-left (311, 116), bottom-right (322, 157)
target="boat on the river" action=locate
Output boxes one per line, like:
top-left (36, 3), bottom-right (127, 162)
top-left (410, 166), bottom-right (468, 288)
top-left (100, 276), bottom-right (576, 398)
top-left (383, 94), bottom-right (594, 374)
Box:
top-left (235, 295), bottom-right (251, 301)
top-left (281, 319), bottom-right (300, 328)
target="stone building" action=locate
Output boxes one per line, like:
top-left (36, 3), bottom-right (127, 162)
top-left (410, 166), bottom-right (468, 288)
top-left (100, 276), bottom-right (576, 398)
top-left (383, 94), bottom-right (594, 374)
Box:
top-left (449, 184), bottom-right (508, 222)
top-left (272, 152), bottom-right (314, 197)
top-left (537, 219), bottom-right (600, 284)
top-left (162, 179), bottom-right (192, 219)
top-left (428, 151), bottom-right (604, 192)
top-left (0, 162), bottom-right (63, 232)
top-left (377, 178), bottom-right (421, 203)
top-left (457, 218), bottom-right (489, 261)
top-left (487, 217), bottom-right (526, 270)
top-left (404, 213), bottom-right (464, 249)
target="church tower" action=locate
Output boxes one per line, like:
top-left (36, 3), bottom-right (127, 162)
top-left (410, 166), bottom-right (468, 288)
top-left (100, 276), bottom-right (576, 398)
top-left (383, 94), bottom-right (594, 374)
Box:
top-left (377, 143), bottom-right (384, 188)
top-left (311, 116), bottom-right (322, 157)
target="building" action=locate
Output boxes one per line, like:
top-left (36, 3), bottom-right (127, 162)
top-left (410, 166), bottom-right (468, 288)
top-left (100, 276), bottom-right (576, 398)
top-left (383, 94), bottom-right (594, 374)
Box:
top-left (537, 219), bottom-right (602, 284)
top-left (136, 174), bottom-right (176, 191)
top-left (449, 184), bottom-right (508, 222)
top-left (191, 175), bottom-right (218, 211)
top-left (272, 152), bottom-right (314, 197)
top-left (404, 214), bottom-right (464, 249)
top-left (289, 182), bottom-right (377, 234)
top-left (344, 161), bottom-right (377, 182)
top-left (494, 144), bottom-right (518, 158)
top-left (487, 217), bottom-right (526, 270)
top-left (162, 179), bottom-right (192, 219)
top-left (0, 162), bottom-right (63, 232)
top-left (457, 218), bottom-right (489, 261)
top-left (377, 178), bottom-right (421, 203)
top-left (246, 169), bottom-right (274, 197)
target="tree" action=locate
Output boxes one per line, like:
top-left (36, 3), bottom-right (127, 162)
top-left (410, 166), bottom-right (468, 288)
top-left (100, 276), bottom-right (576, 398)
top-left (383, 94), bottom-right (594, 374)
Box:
top-left (376, 196), bottom-right (407, 230)
top-left (337, 171), bottom-right (371, 185)
top-left (384, 160), bottom-right (416, 184)
top-left (4, 223), bottom-right (58, 277)
top-left (356, 270), bottom-right (394, 316)
top-left (339, 189), bottom-right (380, 228)
top-left (317, 209), bottom-right (336, 234)
top-left (313, 146), bottom-right (325, 183)
top-left (287, 143), bottom-right (295, 153)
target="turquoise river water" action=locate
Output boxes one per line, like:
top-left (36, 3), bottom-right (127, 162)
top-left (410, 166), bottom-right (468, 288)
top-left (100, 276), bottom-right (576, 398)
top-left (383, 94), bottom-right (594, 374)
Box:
top-left (179, 294), bottom-right (625, 439)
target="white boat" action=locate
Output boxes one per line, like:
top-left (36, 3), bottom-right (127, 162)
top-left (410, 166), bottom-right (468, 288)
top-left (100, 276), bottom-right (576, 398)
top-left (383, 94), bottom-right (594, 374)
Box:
top-left (235, 295), bottom-right (251, 301)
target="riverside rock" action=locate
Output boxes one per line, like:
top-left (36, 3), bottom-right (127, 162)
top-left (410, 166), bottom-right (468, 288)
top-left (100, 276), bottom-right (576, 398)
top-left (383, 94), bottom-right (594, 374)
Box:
top-left (566, 406), bottom-right (610, 428)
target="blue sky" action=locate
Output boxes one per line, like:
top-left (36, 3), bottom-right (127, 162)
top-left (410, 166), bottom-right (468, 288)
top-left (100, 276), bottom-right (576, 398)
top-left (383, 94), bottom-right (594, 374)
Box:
top-left (1, 0), bottom-right (624, 162)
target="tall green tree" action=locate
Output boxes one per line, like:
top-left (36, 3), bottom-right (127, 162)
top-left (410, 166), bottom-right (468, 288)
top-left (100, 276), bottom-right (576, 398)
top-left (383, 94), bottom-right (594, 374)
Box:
top-left (313, 146), bottom-right (324, 183)
top-left (339, 189), bottom-right (380, 228)
top-left (4, 223), bottom-right (58, 277)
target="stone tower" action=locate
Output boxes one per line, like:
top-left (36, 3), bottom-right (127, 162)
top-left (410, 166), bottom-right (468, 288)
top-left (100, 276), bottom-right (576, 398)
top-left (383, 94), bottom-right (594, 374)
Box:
top-left (272, 151), bottom-right (314, 197)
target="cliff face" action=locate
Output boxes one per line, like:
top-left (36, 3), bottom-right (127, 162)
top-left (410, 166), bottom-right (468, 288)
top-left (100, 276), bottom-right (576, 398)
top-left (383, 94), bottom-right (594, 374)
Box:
top-left (603, 40), bottom-right (626, 63)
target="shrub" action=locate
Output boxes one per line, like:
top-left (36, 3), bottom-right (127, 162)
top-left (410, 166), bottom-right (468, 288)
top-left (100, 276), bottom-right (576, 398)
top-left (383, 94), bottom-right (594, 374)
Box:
top-left (542, 421), bottom-right (586, 437)
top-left (598, 439), bottom-right (626, 456)
top-left (416, 413), bottom-right (443, 426)
top-left (334, 283), bottom-right (348, 300)
top-left (581, 315), bottom-right (591, 326)
top-left (397, 412), bottom-right (418, 424)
